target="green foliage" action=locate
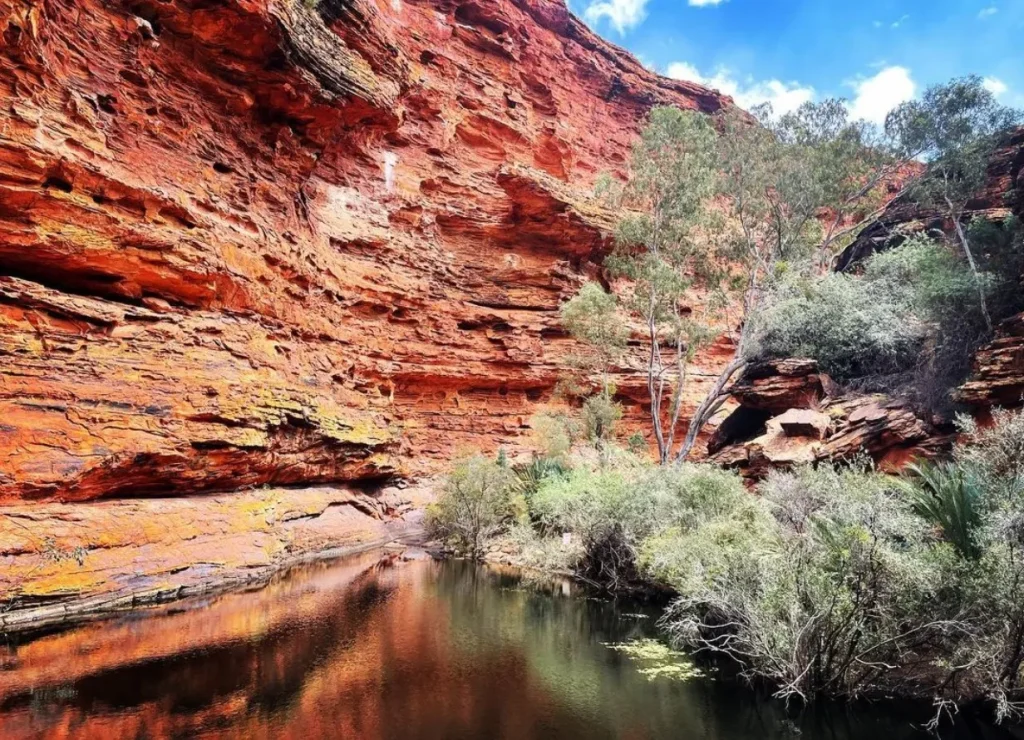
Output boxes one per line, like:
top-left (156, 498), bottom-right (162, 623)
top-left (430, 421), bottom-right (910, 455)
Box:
top-left (693, 102), bottom-right (894, 458)
top-left (599, 100), bottom-right (898, 462)
top-left (530, 410), bottom-right (578, 460)
top-left (560, 282), bottom-right (629, 452)
top-left (887, 76), bottom-right (1022, 330)
top-left (627, 432), bottom-right (647, 455)
top-left (771, 100), bottom-right (895, 264)
top-left (604, 107), bottom-right (723, 463)
top-left (749, 266), bottom-right (921, 379)
top-left (956, 407), bottom-right (1024, 499)
top-left (500, 523), bottom-right (581, 573)
top-left (560, 282), bottom-right (629, 378)
top-left (656, 462), bottom-right (947, 703)
top-left (643, 409), bottom-right (1024, 714)
top-left (451, 407), bottom-right (1024, 715)
top-left (934, 409), bottom-right (1024, 719)
top-left (887, 76), bottom-right (1021, 209)
top-left (904, 461), bottom-right (983, 560)
top-left (751, 235), bottom-right (995, 407)
top-left (967, 215), bottom-right (1024, 318)
top-left (426, 455), bottom-right (518, 558)
top-left (511, 455), bottom-right (570, 504)
top-left (530, 464), bottom-right (750, 591)
top-left (581, 391), bottom-right (623, 444)
top-left (748, 79), bottom-right (1021, 405)
top-left (863, 235), bottom-right (986, 320)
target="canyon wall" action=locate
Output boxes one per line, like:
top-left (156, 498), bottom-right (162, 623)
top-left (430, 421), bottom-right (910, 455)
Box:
top-left (4, 0), bottom-right (1020, 622)
top-left (0, 0), bottom-right (736, 617)
top-left (0, 0), bottom-right (735, 504)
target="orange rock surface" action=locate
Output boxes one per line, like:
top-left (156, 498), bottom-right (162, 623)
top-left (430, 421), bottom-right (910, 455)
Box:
top-left (0, 0), bottom-right (737, 615)
top-left (709, 359), bottom-right (952, 480)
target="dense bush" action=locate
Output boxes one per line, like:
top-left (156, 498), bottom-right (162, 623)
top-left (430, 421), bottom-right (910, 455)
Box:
top-left (530, 463), bottom-right (748, 591)
top-left (935, 409), bottom-right (1024, 719)
top-left (749, 267), bottom-right (922, 380)
top-left (968, 215), bottom-right (1024, 321)
top-left (652, 462), bottom-right (951, 703)
top-left (645, 409), bottom-right (1024, 718)
top-left (751, 236), bottom-right (998, 410)
top-left (425, 455), bottom-right (518, 559)
top-left (434, 408), bottom-right (1024, 719)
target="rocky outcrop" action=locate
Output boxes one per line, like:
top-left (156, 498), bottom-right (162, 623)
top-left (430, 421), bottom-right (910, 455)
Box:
top-left (832, 127), bottom-right (1024, 420)
top-left (837, 127), bottom-right (1024, 272)
top-left (958, 311), bottom-right (1024, 409)
top-left (0, 0), bottom-right (737, 616)
top-left (0, 483), bottom-right (428, 631)
top-left (709, 360), bottom-right (951, 479)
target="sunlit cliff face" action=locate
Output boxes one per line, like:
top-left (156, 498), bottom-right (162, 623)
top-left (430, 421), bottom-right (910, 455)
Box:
top-left (0, 0), bottom-right (740, 620)
top-left (0, 0), bottom-right (736, 505)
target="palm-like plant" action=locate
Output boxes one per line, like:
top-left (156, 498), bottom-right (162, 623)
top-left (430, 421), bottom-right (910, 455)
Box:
top-left (513, 457), bottom-right (569, 499)
top-left (905, 461), bottom-right (984, 560)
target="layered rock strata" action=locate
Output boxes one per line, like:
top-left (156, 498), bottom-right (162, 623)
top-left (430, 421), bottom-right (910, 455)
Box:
top-left (709, 360), bottom-right (952, 479)
top-left (0, 0), bottom-right (736, 617)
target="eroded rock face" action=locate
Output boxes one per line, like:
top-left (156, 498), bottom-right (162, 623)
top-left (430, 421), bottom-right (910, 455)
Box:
top-left (0, 0), bottom-right (735, 503)
top-left (837, 127), bottom-right (1024, 272)
top-left (0, 0), bottom-right (739, 613)
top-left (709, 360), bottom-right (951, 480)
top-left (958, 311), bottom-right (1024, 409)
top-left (0, 484), bottom-right (428, 631)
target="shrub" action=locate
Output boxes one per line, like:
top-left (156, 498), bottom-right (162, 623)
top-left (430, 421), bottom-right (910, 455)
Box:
top-left (530, 410), bottom-right (577, 460)
top-left (511, 455), bottom-right (570, 512)
top-left (968, 215), bottom-right (1024, 321)
top-left (581, 391), bottom-right (623, 444)
top-left (904, 461), bottom-right (984, 560)
top-left (646, 410), bottom-right (1024, 715)
top-left (956, 407), bottom-right (1024, 501)
top-left (530, 464), bottom-right (749, 591)
top-left (656, 462), bottom-right (950, 703)
top-left (749, 266), bottom-right (922, 380)
top-left (440, 407), bottom-right (1024, 718)
top-left (426, 455), bottom-right (518, 558)
top-left (751, 236), bottom-right (997, 409)
top-left (868, 237), bottom-right (993, 410)
top-left (938, 409), bottom-right (1024, 717)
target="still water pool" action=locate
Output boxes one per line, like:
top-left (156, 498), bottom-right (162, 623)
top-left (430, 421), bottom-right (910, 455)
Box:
top-left (1, 551), bottom-right (1021, 739)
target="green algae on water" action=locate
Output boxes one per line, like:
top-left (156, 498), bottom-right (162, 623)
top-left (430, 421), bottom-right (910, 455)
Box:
top-left (602, 638), bottom-right (704, 682)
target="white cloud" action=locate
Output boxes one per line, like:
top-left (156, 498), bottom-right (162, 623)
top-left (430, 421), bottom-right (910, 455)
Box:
top-left (666, 62), bottom-right (814, 116)
top-left (847, 66), bottom-right (916, 125)
top-left (666, 62), bottom-right (704, 84)
top-left (689, 0), bottom-right (727, 5)
top-left (983, 77), bottom-right (1009, 96)
top-left (979, 6), bottom-right (998, 18)
top-left (582, 0), bottom-right (649, 34)
top-left (891, 14), bottom-right (909, 28)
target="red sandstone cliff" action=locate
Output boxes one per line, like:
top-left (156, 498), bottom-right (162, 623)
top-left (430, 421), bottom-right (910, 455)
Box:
top-left (0, 0), bottom-right (738, 617)
top-left (0, 0), bottom-right (737, 503)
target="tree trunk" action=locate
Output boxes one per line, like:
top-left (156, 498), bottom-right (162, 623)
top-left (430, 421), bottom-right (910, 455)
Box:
top-left (646, 316), bottom-right (668, 464)
top-left (949, 208), bottom-right (993, 333)
top-left (675, 356), bottom-right (747, 462)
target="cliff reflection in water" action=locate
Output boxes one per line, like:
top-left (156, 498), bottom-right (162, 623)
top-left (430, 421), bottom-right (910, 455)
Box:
top-left (0, 553), bottom-right (1018, 740)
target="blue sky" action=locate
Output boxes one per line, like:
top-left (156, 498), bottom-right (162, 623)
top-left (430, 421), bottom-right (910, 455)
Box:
top-left (566, 0), bottom-right (1024, 123)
